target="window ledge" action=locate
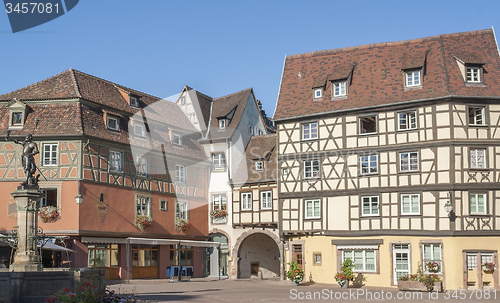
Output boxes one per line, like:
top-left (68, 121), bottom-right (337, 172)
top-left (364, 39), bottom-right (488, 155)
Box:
top-left (313, 97), bottom-right (323, 102)
top-left (469, 213), bottom-right (490, 217)
top-left (468, 124), bottom-right (489, 128)
top-left (465, 82), bottom-right (485, 87)
top-left (400, 214), bottom-right (422, 217)
top-left (331, 95), bottom-right (348, 101)
top-left (358, 132), bottom-right (378, 136)
top-left (468, 168), bottom-right (489, 171)
top-left (240, 209), bottom-right (253, 212)
top-left (304, 217), bottom-right (321, 220)
top-left (301, 138), bottom-right (318, 142)
top-left (398, 170), bottom-right (421, 174)
top-left (396, 128), bottom-right (418, 132)
top-left (404, 85), bottom-right (423, 91)
top-left (360, 215), bottom-right (380, 218)
top-left (359, 173), bottom-right (379, 177)
top-left (303, 177), bottom-right (321, 181)
top-left (260, 208), bottom-right (273, 211)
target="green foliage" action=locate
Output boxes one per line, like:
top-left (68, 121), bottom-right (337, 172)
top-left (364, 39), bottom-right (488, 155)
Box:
top-left (45, 282), bottom-right (138, 302)
top-left (397, 262), bottom-right (442, 292)
top-left (287, 260), bottom-right (304, 283)
top-left (335, 259), bottom-right (355, 286)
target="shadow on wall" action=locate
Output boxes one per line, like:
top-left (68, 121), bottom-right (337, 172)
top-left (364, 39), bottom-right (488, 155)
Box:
top-left (352, 273), bottom-right (367, 288)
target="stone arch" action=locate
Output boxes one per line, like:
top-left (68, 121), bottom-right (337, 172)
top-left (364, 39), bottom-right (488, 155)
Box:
top-left (232, 229), bottom-right (282, 279)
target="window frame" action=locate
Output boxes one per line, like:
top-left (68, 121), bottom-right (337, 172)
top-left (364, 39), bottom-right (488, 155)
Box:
top-left (249, 125), bottom-right (254, 135)
top-left (136, 196), bottom-right (152, 218)
top-left (176, 200), bottom-right (189, 220)
top-left (303, 159), bottom-right (320, 179)
top-left (468, 106), bottom-right (486, 126)
top-left (87, 243), bottom-right (119, 268)
top-left (159, 199), bottom-right (167, 211)
top-left (332, 81), bottom-right (347, 97)
top-left (241, 192), bottom-right (252, 211)
top-left (219, 119), bottom-right (226, 129)
top-left (314, 88), bottom-right (323, 98)
top-left (359, 115), bottom-right (378, 135)
top-left (400, 193), bottom-right (421, 215)
top-left (361, 196), bottom-right (380, 217)
top-left (212, 152), bottom-right (226, 171)
top-left (175, 164), bottom-right (186, 184)
top-left (360, 154), bottom-right (378, 175)
top-left (313, 252), bottom-right (322, 266)
top-left (469, 148), bottom-right (487, 169)
top-left (129, 96), bottom-right (139, 107)
top-left (135, 157), bottom-right (148, 177)
top-left (342, 249), bottom-right (377, 273)
top-left (260, 191), bottom-right (272, 210)
top-left (42, 143), bottom-right (58, 166)
top-left (106, 116), bottom-right (120, 131)
top-left (302, 122), bottom-right (318, 141)
top-left (212, 194), bottom-right (227, 210)
top-left (469, 192), bottom-right (487, 215)
top-left (40, 188), bottom-right (58, 208)
top-left (109, 151), bottom-right (123, 172)
top-left (255, 160), bottom-right (264, 171)
top-left (133, 124), bottom-right (145, 137)
top-left (466, 66), bottom-right (481, 83)
top-left (304, 199), bottom-right (321, 219)
top-left (422, 243), bottom-right (442, 274)
top-left (171, 132), bottom-right (182, 146)
top-left (399, 151), bottom-right (419, 172)
top-left (405, 69), bottom-right (421, 87)
top-left (397, 111), bottom-right (418, 131)
top-left (11, 112), bottom-right (23, 126)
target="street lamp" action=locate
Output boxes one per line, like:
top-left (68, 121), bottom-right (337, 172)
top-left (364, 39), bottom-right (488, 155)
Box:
top-left (75, 194), bottom-right (83, 204)
top-left (444, 201), bottom-right (453, 214)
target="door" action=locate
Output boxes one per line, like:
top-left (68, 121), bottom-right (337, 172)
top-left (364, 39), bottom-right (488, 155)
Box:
top-left (251, 262), bottom-right (260, 277)
top-left (466, 253), bottom-right (479, 289)
top-left (393, 244), bottom-right (410, 285)
top-left (292, 244), bottom-right (303, 269)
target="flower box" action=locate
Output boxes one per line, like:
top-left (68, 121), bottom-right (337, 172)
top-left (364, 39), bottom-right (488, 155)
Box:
top-left (398, 281), bottom-right (442, 292)
top-left (135, 215), bottom-right (152, 231)
top-left (175, 219), bottom-right (190, 232)
top-left (212, 216), bottom-right (227, 224)
top-left (38, 206), bottom-right (60, 223)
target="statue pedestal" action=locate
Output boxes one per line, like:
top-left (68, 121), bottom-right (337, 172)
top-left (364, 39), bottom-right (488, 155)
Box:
top-left (10, 187), bottom-right (43, 272)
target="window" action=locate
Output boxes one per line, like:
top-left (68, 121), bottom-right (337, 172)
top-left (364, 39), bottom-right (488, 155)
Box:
top-left (134, 124), bottom-right (145, 137)
top-left (304, 159), bottom-right (320, 178)
top-left (470, 148), bottom-right (486, 169)
top-left (401, 194), bottom-right (420, 215)
top-left (132, 245), bottom-right (158, 267)
top-left (305, 199), bottom-right (321, 219)
top-left (313, 253), bottom-right (322, 265)
top-left (398, 111), bottom-right (417, 130)
top-left (360, 155), bottom-right (378, 174)
top-left (129, 96), bottom-right (139, 107)
top-left (109, 151), bottom-right (122, 172)
top-left (212, 194), bottom-right (227, 210)
top-left (12, 112), bottom-right (23, 125)
top-left (260, 191), bottom-right (272, 210)
top-left (423, 244), bottom-right (442, 273)
top-left (136, 196), bottom-right (151, 217)
top-left (159, 200), bottom-right (167, 211)
top-left (361, 196), bottom-right (379, 216)
top-left (314, 88), bottom-right (323, 98)
top-left (172, 132), bottom-right (182, 146)
top-left (359, 116), bottom-right (377, 134)
top-left (282, 168), bottom-right (289, 175)
top-left (255, 161), bottom-right (263, 171)
top-left (40, 189), bottom-right (57, 208)
top-left (333, 81), bottom-right (347, 97)
top-left (176, 200), bottom-right (188, 219)
top-left (405, 70), bottom-right (421, 87)
top-left (470, 193), bottom-right (486, 214)
top-left (136, 157), bottom-right (148, 177)
top-left (400, 152), bottom-right (419, 172)
top-left (249, 125), bottom-right (254, 135)
top-left (241, 192), bottom-right (252, 211)
top-left (42, 143), bottom-right (58, 166)
top-left (88, 244), bottom-right (118, 268)
top-left (219, 119), bottom-right (226, 129)
top-left (212, 153), bottom-right (226, 171)
top-left (169, 245), bottom-right (193, 266)
top-left (107, 116), bottom-right (119, 131)
top-left (469, 107), bottom-right (485, 126)
top-left (342, 250), bottom-right (376, 272)
top-left (181, 97), bottom-right (186, 105)
top-left (467, 253), bottom-right (478, 270)
top-left (257, 128), bottom-right (264, 135)
top-left (302, 122), bottom-right (318, 140)
top-left (467, 67), bottom-right (481, 83)
top-left (175, 164), bottom-right (186, 183)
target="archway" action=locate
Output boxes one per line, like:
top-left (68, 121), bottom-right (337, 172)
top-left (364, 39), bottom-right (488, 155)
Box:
top-left (208, 232), bottom-right (229, 277)
top-left (235, 231), bottom-right (281, 279)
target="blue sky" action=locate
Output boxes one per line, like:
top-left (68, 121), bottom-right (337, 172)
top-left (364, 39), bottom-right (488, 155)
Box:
top-left (1, 0), bottom-right (500, 117)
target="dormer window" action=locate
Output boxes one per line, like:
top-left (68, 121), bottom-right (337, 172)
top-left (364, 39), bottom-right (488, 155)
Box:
top-left (333, 81), bottom-right (347, 97)
top-left (255, 161), bottom-right (263, 171)
top-left (219, 119), bottom-right (226, 129)
top-left (467, 67), bottom-right (481, 83)
top-left (129, 96), bottom-right (139, 107)
top-left (107, 116), bottom-right (119, 131)
top-left (134, 124), bottom-right (145, 137)
top-left (314, 88), bottom-right (323, 98)
top-left (12, 112), bottom-right (23, 125)
top-left (6, 99), bottom-right (27, 128)
top-left (405, 70), bottom-right (421, 87)
top-left (172, 132), bottom-right (182, 146)
top-left (454, 53), bottom-right (484, 85)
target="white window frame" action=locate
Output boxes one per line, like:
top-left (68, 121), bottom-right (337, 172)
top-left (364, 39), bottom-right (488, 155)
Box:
top-left (159, 199), bottom-right (167, 211)
top-left (405, 70), bottom-right (421, 87)
top-left (136, 157), bottom-right (148, 177)
top-left (467, 67), bottom-right (481, 83)
top-left (342, 250), bottom-right (377, 273)
top-left (260, 191), bottom-right (272, 210)
top-left (360, 154), bottom-right (378, 175)
top-left (241, 192), bottom-right (252, 211)
top-left (129, 96), bottom-right (139, 107)
top-left (304, 159), bottom-right (320, 178)
top-left (361, 196), bottom-right (379, 216)
top-left (212, 153), bottom-right (226, 171)
top-left (107, 116), bottom-right (119, 131)
top-left (42, 143), bottom-right (58, 166)
top-left (134, 124), bottom-right (145, 137)
top-left (470, 193), bottom-right (487, 214)
top-left (423, 244), bottom-right (442, 274)
top-left (136, 196), bottom-right (151, 217)
top-left (249, 125), bottom-right (254, 135)
top-left (399, 151), bottom-right (419, 172)
top-left (305, 199), bottom-right (321, 219)
top-left (333, 81), bottom-right (347, 97)
top-left (175, 164), bottom-right (186, 184)
top-left (219, 119), bottom-right (226, 129)
top-left (212, 194), bottom-right (227, 210)
top-left (172, 132), bottom-right (182, 146)
top-left (469, 107), bottom-right (485, 126)
top-left (176, 200), bottom-right (188, 220)
top-left (314, 88), bottom-right (323, 98)
top-left (302, 122), bottom-right (318, 140)
top-left (401, 194), bottom-right (420, 215)
top-left (398, 111), bottom-right (417, 130)
top-left (255, 161), bottom-right (263, 171)
top-left (470, 148), bottom-right (486, 169)
top-left (12, 112), bottom-right (23, 125)
top-left (109, 151), bottom-right (122, 172)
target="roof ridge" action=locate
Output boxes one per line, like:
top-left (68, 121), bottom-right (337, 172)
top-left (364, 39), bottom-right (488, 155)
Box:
top-left (185, 85), bottom-right (213, 101)
top-left (213, 87), bottom-right (253, 100)
top-left (68, 68), bottom-right (82, 98)
top-left (287, 29), bottom-right (493, 60)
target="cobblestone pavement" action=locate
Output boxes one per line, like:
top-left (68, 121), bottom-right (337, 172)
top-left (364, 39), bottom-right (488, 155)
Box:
top-left (106, 278), bottom-right (499, 302)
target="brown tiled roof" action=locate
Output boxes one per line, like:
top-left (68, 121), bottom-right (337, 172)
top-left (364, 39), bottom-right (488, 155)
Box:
top-left (195, 90), bottom-right (213, 129)
top-left (453, 52), bottom-right (484, 65)
top-left (401, 51), bottom-right (427, 70)
top-left (274, 29), bottom-right (500, 120)
top-left (232, 134), bottom-right (277, 185)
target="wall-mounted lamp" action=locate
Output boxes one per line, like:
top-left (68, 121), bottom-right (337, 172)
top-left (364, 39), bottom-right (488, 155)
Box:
top-left (75, 194), bottom-right (83, 204)
top-left (444, 201), bottom-right (453, 214)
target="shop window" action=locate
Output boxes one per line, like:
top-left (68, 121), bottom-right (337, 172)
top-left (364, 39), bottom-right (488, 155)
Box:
top-left (87, 244), bottom-right (119, 268)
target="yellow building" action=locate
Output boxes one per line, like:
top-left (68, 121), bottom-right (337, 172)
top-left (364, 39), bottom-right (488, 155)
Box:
top-left (274, 29), bottom-right (500, 289)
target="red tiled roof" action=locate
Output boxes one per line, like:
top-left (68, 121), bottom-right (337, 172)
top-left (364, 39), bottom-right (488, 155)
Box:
top-left (232, 134), bottom-right (277, 185)
top-left (274, 29), bottom-right (500, 120)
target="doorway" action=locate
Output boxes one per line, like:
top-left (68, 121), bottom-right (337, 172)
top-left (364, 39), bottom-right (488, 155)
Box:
top-left (251, 262), bottom-right (260, 277)
top-left (393, 244), bottom-right (410, 285)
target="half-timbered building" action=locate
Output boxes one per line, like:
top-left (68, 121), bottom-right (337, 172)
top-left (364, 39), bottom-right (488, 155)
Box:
top-left (274, 29), bottom-right (500, 289)
top-left (0, 69), bottom-right (214, 280)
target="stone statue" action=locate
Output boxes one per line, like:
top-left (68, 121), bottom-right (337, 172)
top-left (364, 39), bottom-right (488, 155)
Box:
top-left (5, 131), bottom-right (40, 187)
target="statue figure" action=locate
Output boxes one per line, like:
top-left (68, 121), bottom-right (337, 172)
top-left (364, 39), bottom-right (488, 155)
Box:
top-left (5, 131), bottom-right (40, 187)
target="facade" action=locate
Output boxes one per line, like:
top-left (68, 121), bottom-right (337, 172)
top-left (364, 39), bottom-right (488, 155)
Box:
top-left (0, 69), bottom-right (214, 280)
top-left (274, 29), bottom-right (500, 289)
top-left (176, 86), bottom-right (276, 278)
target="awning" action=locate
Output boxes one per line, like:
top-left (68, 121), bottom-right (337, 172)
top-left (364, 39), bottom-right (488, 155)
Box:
top-left (81, 237), bottom-right (127, 244)
top-left (127, 237), bottom-right (220, 248)
top-left (39, 240), bottom-right (75, 253)
top-left (336, 245), bottom-right (379, 250)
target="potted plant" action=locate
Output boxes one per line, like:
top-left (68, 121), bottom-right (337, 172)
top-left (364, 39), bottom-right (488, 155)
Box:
top-left (335, 259), bottom-right (354, 288)
top-left (210, 209), bottom-right (228, 218)
top-left (425, 261), bottom-right (439, 273)
top-left (175, 218), bottom-right (190, 232)
top-left (287, 260), bottom-right (304, 286)
top-left (135, 215), bottom-right (152, 231)
top-left (38, 206), bottom-right (60, 223)
top-left (482, 262), bottom-right (495, 273)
